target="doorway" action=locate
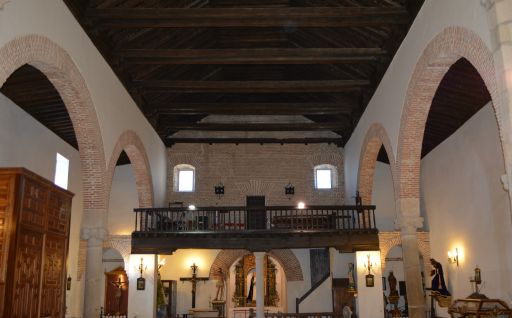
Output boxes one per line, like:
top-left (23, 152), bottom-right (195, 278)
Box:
top-left (246, 196), bottom-right (266, 230)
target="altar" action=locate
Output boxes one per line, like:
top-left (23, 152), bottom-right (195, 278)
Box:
top-left (188, 308), bottom-right (220, 318)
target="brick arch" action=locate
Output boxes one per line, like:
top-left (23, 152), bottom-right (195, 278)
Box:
top-left (379, 232), bottom-right (431, 275)
top-left (396, 26), bottom-right (504, 200)
top-left (0, 35), bottom-right (106, 210)
top-left (209, 249), bottom-right (304, 281)
top-left (357, 123), bottom-right (397, 205)
top-left (106, 130), bottom-right (154, 208)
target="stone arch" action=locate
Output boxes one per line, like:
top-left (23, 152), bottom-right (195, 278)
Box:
top-left (106, 130), bottom-right (154, 208)
top-left (0, 35), bottom-right (107, 210)
top-left (209, 249), bottom-right (304, 281)
top-left (357, 123), bottom-right (397, 205)
top-left (396, 26), bottom-right (505, 200)
top-left (378, 232), bottom-right (431, 275)
top-left (103, 235), bottom-right (131, 269)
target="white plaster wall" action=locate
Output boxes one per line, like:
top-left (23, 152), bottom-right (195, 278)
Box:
top-left (372, 162), bottom-right (396, 231)
top-left (0, 0), bottom-right (167, 206)
top-left (0, 92), bottom-right (85, 317)
top-left (344, 0), bottom-right (493, 200)
top-left (108, 164), bottom-right (140, 235)
top-left (355, 251), bottom-right (384, 318)
top-left (421, 105), bottom-right (512, 304)
top-left (127, 254), bottom-right (158, 318)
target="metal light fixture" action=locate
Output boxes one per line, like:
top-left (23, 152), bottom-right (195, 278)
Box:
top-left (448, 248), bottom-right (459, 266)
top-left (137, 257), bottom-right (147, 290)
top-left (284, 182), bottom-right (294, 199)
top-left (214, 182), bottom-right (225, 199)
top-left (365, 254), bottom-right (375, 287)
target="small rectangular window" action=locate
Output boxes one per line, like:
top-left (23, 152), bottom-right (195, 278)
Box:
top-left (316, 169), bottom-right (332, 189)
top-left (178, 170), bottom-right (194, 192)
top-left (54, 153), bottom-right (69, 190)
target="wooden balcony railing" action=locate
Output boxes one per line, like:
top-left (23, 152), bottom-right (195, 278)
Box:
top-left (133, 205), bottom-right (376, 233)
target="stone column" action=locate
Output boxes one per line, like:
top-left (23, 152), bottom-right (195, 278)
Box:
top-left (396, 198), bottom-right (425, 318)
top-left (254, 252), bottom-right (265, 318)
top-left (81, 226), bottom-right (108, 318)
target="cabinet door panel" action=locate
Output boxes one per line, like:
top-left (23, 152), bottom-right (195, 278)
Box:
top-left (40, 234), bottom-right (67, 318)
top-left (47, 191), bottom-right (71, 236)
top-left (20, 179), bottom-right (47, 229)
top-left (9, 228), bottom-right (44, 318)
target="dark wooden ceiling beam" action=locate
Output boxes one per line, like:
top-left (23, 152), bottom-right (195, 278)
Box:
top-left (89, 7), bottom-right (410, 28)
top-left (152, 102), bottom-right (354, 115)
top-left (162, 122), bottom-right (348, 131)
top-left (166, 137), bottom-right (343, 146)
top-left (117, 48), bottom-right (387, 64)
top-left (137, 80), bottom-right (369, 93)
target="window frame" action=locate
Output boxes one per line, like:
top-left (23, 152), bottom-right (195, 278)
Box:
top-left (54, 153), bottom-right (70, 190)
top-left (173, 164), bottom-right (196, 193)
top-left (314, 164), bottom-right (337, 190)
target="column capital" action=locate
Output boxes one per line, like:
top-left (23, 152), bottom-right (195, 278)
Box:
top-left (395, 198), bottom-right (423, 232)
top-left (81, 227), bottom-right (108, 245)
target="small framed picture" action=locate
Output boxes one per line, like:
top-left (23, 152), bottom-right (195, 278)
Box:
top-left (137, 277), bottom-right (146, 290)
top-left (365, 274), bottom-right (374, 287)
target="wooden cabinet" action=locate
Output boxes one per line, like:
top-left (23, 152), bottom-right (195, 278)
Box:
top-left (0, 168), bottom-right (73, 318)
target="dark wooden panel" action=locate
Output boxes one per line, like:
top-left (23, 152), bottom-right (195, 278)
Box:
top-left (90, 7), bottom-right (410, 28)
top-left (9, 228), bottom-right (44, 318)
top-left (40, 234), bottom-right (67, 318)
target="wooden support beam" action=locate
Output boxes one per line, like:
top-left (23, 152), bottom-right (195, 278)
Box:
top-left (117, 48), bottom-right (387, 64)
top-left (162, 122), bottom-right (348, 131)
top-left (165, 137), bottom-right (344, 147)
top-left (137, 80), bottom-right (370, 93)
top-left (152, 102), bottom-right (354, 115)
top-left (89, 7), bottom-right (409, 28)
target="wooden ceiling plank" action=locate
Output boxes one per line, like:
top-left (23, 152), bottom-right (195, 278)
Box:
top-left (89, 7), bottom-right (410, 28)
top-left (136, 79), bottom-right (370, 93)
top-left (153, 102), bottom-right (354, 115)
top-left (118, 48), bottom-right (386, 64)
top-left (161, 121), bottom-right (348, 131)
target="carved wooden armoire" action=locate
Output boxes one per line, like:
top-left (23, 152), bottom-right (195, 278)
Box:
top-left (0, 168), bottom-right (73, 318)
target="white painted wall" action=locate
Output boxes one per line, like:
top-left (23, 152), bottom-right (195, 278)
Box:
top-left (355, 251), bottom-right (384, 318)
top-left (128, 254), bottom-right (158, 318)
top-left (372, 162), bottom-right (396, 231)
top-left (344, 0), bottom-right (493, 201)
top-left (0, 0), bottom-right (167, 206)
top-left (421, 105), bottom-right (512, 305)
top-left (108, 164), bottom-right (140, 235)
top-left (0, 92), bottom-right (85, 317)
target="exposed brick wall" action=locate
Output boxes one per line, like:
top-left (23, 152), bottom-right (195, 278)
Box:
top-left (396, 26), bottom-right (504, 200)
top-left (106, 130), bottom-right (154, 208)
top-left (166, 143), bottom-right (345, 206)
top-left (357, 123), bottom-right (397, 205)
top-left (209, 249), bottom-right (304, 281)
top-left (0, 35), bottom-right (107, 211)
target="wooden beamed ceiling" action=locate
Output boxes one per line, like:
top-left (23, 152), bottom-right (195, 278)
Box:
top-left (64, 0), bottom-right (425, 146)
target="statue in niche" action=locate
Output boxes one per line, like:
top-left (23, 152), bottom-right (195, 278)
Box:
top-left (347, 263), bottom-right (355, 289)
top-left (232, 254), bottom-right (279, 307)
top-left (246, 272), bottom-right (255, 304)
top-left (215, 268), bottom-right (226, 301)
top-left (430, 258), bottom-right (450, 296)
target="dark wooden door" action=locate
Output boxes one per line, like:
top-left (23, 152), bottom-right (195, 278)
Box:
top-left (104, 267), bottom-right (129, 315)
top-left (332, 278), bottom-right (355, 317)
top-left (162, 280), bottom-right (177, 318)
top-left (246, 196), bottom-right (266, 230)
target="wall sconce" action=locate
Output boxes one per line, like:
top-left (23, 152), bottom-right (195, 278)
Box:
top-left (285, 182), bottom-right (295, 199)
top-left (365, 254), bottom-right (375, 287)
top-left (158, 258), bottom-right (166, 272)
top-left (214, 182), bottom-right (225, 199)
top-left (137, 257), bottom-right (147, 290)
top-left (297, 202), bottom-right (306, 209)
top-left (448, 248), bottom-right (459, 266)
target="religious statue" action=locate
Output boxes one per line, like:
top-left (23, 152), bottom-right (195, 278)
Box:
top-left (214, 268), bottom-right (226, 301)
top-left (348, 263), bottom-right (355, 288)
top-left (387, 271), bottom-right (401, 317)
top-left (430, 258), bottom-right (450, 296)
top-left (342, 304), bottom-right (353, 318)
top-left (246, 273), bottom-right (255, 304)
top-left (388, 271), bottom-right (398, 295)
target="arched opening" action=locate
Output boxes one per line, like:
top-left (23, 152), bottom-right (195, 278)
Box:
top-left (102, 247), bottom-right (129, 316)
top-left (396, 27), bottom-right (510, 308)
top-left (0, 35), bottom-right (106, 318)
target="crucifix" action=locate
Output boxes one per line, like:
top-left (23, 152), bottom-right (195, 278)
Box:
top-left (180, 263), bottom-right (209, 308)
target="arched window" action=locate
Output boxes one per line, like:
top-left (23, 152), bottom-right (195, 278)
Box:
top-left (173, 164), bottom-right (195, 192)
top-left (314, 164), bottom-right (337, 190)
